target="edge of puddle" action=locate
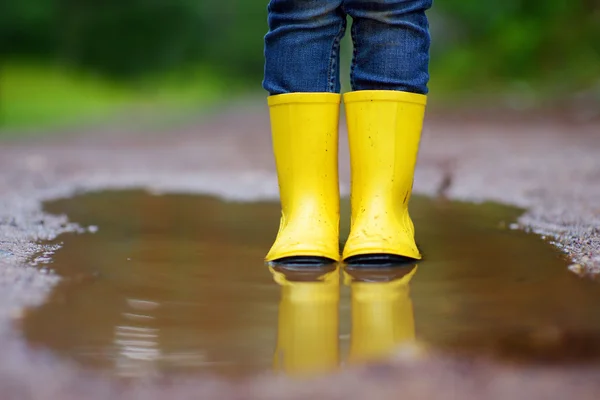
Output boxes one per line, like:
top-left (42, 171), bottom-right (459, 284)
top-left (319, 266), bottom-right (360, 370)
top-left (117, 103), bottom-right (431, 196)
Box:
top-left (25, 190), bottom-right (593, 380)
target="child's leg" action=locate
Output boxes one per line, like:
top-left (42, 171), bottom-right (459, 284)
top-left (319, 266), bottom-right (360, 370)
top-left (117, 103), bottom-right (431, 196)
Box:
top-left (264, 0), bottom-right (346, 94)
top-left (345, 0), bottom-right (432, 94)
top-left (264, 1), bottom-right (346, 263)
top-left (342, 0), bottom-right (432, 263)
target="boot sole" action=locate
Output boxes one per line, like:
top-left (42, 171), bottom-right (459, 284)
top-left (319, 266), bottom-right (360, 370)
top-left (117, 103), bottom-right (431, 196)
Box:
top-left (268, 256), bottom-right (338, 268)
top-left (344, 253), bottom-right (417, 268)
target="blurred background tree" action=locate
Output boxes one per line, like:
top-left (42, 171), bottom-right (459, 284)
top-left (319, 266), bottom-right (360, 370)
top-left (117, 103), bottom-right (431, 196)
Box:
top-left (429, 0), bottom-right (600, 97)
top-left (1, 0), bottom-right (599, 131)
top-left (1, 0), bottom-right (266, 79)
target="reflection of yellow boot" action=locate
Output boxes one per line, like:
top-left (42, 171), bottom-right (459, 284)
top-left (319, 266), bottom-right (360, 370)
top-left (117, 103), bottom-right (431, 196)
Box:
top-left (271, 266), bottom-right (340, 376)
top-left (342, 91), bottom-right (427, 262)
top-left (347, 266), bottom-right (417, 363)
top-left (266, 93), bottom-right (341, 263)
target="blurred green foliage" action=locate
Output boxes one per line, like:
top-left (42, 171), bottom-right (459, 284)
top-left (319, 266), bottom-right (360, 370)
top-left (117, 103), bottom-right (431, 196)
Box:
top-left (1, 0), bottom-right (266, 80)
top-left (1, 0), bottom-right (599, 129)
top-left (0, 62), bottom-right (226, 131)
top-left (430, 0), bottom-right (600, 95)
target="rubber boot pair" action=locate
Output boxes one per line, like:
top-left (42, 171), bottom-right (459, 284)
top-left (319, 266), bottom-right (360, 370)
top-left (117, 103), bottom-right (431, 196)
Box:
top-left (271, 265), bottom-right (417, 376)
top-left (265, 91), bottom-right (427, 264)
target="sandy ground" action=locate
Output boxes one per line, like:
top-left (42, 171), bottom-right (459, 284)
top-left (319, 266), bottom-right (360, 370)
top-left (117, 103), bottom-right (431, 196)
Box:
top-left (0, 100), bottom-right (599, 399)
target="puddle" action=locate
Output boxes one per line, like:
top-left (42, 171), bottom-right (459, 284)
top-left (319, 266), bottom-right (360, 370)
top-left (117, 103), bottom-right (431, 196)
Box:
top-left (19, 190), bottom-right (600, 379)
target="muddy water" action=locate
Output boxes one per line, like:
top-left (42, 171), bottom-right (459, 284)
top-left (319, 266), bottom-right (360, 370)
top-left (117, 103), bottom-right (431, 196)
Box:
top-left (20, 190), bottom-right (600, 379)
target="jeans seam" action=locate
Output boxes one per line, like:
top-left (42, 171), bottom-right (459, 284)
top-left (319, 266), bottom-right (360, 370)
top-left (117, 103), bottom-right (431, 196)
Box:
top-left (327, 18), bottom-right (346, 93)
top-left (350, 21), bottom-right (357, 90)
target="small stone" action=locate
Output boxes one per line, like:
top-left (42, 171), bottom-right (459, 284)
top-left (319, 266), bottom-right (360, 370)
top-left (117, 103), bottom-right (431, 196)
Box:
top-left (0, 250), bottom-right (13, 258)
top-left (568, 263), bottom-right (585, 277)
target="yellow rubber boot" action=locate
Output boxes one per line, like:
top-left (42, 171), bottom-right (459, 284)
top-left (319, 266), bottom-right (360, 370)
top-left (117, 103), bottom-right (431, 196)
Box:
top-left (266, 93), bottom-right (341, 263)
top-left (271, 266), bottom-right (340, 376)
top-left (347, 266), bottom-right (417, 363)
top-left (342, 90), bottom-right (427, 262)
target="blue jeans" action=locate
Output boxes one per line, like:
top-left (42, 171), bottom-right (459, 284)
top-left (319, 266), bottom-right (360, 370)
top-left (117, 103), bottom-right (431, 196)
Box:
top-left (263, 0), bottom-right (432, 95)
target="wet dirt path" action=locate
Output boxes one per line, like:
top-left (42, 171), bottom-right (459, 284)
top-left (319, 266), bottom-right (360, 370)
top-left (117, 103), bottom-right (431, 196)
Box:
top-left (0, 103), bottom-right (598, 398)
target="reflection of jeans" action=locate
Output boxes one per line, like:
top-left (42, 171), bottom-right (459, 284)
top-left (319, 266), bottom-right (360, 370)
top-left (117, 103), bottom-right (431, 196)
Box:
top-left (263, 0), bottom-right (432, 95)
